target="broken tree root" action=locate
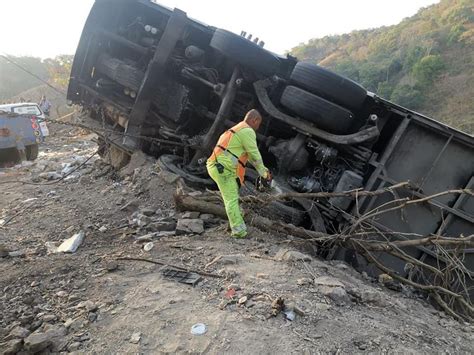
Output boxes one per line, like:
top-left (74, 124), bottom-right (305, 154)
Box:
top-left (174, 180), bottom-right (474, 321)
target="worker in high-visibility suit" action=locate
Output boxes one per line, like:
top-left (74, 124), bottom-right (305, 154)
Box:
top-left (207, 109), bottom-right (271, 238)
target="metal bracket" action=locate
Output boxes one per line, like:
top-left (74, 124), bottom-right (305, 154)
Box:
top-left (124, 8), bottom-right (189, 150)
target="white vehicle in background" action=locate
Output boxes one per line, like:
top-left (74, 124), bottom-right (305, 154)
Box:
top-left (0, 102), bottom-right (49, 137)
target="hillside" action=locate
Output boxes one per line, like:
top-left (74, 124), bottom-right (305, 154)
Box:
top-left (291, 0), bottom-right (473, 134)
top-left (0, 55), bottom-right (72, 104)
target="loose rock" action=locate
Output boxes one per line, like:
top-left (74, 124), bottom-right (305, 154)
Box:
top-left (158, 170), bottom-right (180, 184)
top-left (361, 290), bottom-right (387, 306)
top-left (68, 341), bottom-right (81, 351)
top-left (77, 300), bottom-right (98, 312)
top-left (141, 208), bottom-right (156, 216)
top-left (1, 339), bottom-right (23, 354)
top-left (238, 296), bottom-right (248, 305)
top-left (297, 277), bottom-right (313, 286)
top-left (176, 219), bottom-right (204, 235)
top-left (320, 286), bottom-right (350, 305)
top-left (148, 221), bottom-right (176, 232)
top-left (182, 211), bottom-right (200, 219)
top-left (275, 249), bottom-right (312, 262)
top-left (42, 314), bottom-right (57, 323)
top-left (24, 332), bottom-right (53, 353)
top-left (98, 226), bottom-right (108, 232)
top-left (129, 332), bottom-right (141, 344)
top-left (6, 326), bottom-right (30, 340)
top-left (199, 214), bottom-right (214, 220)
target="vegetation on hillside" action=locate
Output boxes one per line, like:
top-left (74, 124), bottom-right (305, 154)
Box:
top-left (291, 0), bottom-right (473, 133)
top-left (0, 55), bottom-right (72, 102)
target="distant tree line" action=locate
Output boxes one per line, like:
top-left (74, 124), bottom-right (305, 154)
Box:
top-left (291, 0), bottom-right (473, 132)
top-left (0, 55), bottom-right (73, 102)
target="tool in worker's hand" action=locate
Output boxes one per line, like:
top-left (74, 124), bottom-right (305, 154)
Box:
top-left (256, 171), bottom-right (273, 192)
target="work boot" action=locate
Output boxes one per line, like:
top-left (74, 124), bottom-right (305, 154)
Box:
top-left (231, 231), bottom-right (247, 239)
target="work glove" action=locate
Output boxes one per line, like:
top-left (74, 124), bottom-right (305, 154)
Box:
top-left (256, 170), bottom-right (272, 192)
top-left (265, 170), bottom-right (273, 183)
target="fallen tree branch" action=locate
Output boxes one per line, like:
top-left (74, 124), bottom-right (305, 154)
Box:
top-left (355, 241), bottom-right (473, 322)
top-left (364, 235), bottom-right (474, 251)
top-left (349, 189), bottom-right (473, 232)
top-left (174, 181), bottom-right (473, 321)
top-left (175, 181), bottom-right (330, 241)
top-left (241, 181), bottom-right (410, 204)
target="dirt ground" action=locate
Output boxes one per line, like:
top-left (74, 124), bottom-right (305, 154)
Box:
top-left (0, 124), bottom-right (472, 354)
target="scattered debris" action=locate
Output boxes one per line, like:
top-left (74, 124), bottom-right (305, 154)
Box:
top-left (225, 288), bottom-right (236, 299)
top-left (129, 332), bottom-right (141, 344)
top-left (284, 310), bottom-right (296, 321)
top-left (98, 226), bottom-right (108, 232)
top-left (161, 268), bottom-right (202, 286)
top-left (143, 242), bottom-right (154, 251)
top-left (271, 297), bottom-right (285, 317)
top-left (378, 273), bottom-right (393, 284)
top-left (190, 323), bottom-right (207, 336)
top-left (238, 296), bottom-right (248, 305)
top-left (52, 230), bottom-right (85, 253)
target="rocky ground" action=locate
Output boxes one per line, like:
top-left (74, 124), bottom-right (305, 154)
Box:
top-left (0, 123), bottom-right (472, 354)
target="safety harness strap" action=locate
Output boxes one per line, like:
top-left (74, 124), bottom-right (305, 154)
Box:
top-left (216, 128), bottom-right (246, 168)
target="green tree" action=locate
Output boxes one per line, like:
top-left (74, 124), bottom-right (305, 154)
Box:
top-left (390, 84), bottom-right (424, 109)
top-left (44, 55), bottom-right (73, 89)
top-left (412, 55), bottom-right (445, 86)
top-left (377, 81), bottom-right (394, 98)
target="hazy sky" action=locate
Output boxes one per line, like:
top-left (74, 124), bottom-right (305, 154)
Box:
top-left (1, 0), bottom-right (438, 58)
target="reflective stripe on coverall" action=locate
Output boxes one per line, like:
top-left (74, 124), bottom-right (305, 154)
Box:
top-left (207, 121), bottom-right (268, 237)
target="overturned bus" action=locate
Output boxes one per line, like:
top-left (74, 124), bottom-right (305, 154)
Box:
top-left (68, 0), bottom-right (473, 298)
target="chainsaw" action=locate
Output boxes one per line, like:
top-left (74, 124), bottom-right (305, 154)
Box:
top-left (255, 172), bottom-right (274, 192)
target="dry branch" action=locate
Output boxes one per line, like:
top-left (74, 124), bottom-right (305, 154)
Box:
top-left (241, 181), bottom-right (410, 204)
top-left (174, 181), bottom-right (473, 321)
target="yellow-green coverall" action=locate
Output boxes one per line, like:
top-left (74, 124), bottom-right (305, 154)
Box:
top-left (207, 126), bottom-right (268, 238)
